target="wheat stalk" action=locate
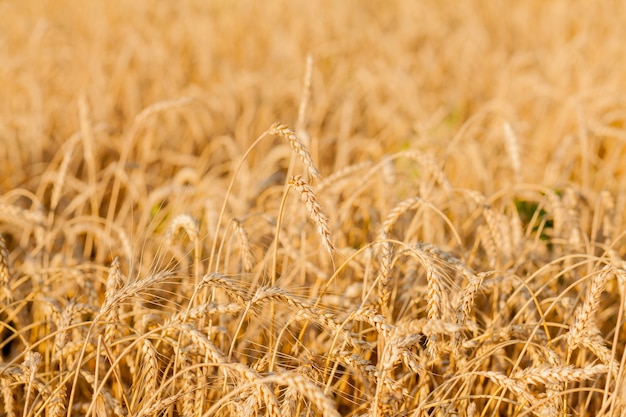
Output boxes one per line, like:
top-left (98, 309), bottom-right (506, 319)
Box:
top-left (296, 53), bottom-right (314, 145)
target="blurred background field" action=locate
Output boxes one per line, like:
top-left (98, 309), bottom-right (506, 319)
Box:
top-left (3, 0), bottom-right (626, 191)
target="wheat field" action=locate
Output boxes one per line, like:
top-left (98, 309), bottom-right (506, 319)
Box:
top-left (2, 1), bottom-right (626, 416)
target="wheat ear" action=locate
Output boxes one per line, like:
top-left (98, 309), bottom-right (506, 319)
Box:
top-left (103, 258), bottom-right (124, 347)
top-left (378, 196), bottom-right (427, 314)
top-left (48, 381), bottom-right (68, 417)
top-left (140, 340), bottom-right (159, 405)
top-left (166, 214), bottom-right (202, 283)
top-left (270, 123), bottom-right (320, 179)
top-left (512, 364), bottom-right (607, 386)
top-left (232, 218), bottom-right (255, 272)
top-left (1, 378), bottom-right (16, 417)
top-left (567, 266), bottom-right (611, 352)
top-left (23, 351), bottom-right (42, 415)
top-left (503, 122), bottom-right (522, 183)
top-left (288, 175), bottom-right (334, 254)
top-left (0, 235), bottom-right (13, 303)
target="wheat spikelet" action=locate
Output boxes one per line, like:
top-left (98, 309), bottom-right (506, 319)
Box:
top-left (392, 243), bottom-right (453, 357)
top-left (270, 123), bottom-right (320, 179)
top-left (288, 175), bottom-right (334, 254)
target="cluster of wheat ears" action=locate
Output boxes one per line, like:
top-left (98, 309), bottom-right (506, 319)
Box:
top-left (3, 1), bottom-right (626, 417)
